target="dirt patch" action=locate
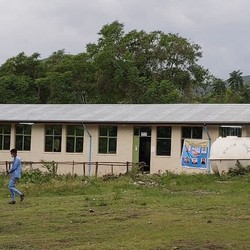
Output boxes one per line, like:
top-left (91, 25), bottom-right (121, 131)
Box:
top-left (171, 240), bottom-right (226, 250)
top-left (193, 190), bottom-right (218, 196)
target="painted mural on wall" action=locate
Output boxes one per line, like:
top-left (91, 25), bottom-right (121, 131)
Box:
top-left (181, 139), bottom-right (209, 169)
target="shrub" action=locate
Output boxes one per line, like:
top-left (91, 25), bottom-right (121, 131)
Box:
top-left (21, 169), bottom-right (53, 184)
top-left (228, 161), bottom-right (250, 176)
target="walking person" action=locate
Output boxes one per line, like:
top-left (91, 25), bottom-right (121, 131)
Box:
top-left (7, 148), bottom-right (25, 204)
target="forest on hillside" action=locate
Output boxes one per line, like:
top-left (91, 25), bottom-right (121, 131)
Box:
top-left (0, 21), bottom-right (249, 104)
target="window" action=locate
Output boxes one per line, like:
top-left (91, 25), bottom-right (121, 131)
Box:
top-left (181, 127), bottom-right (203, 149)
top-left (219, 126), bottom-right (242, 137)
top-left (157, 127), bottom-right (172, 156)
top-left (45, 125), bottom-right (62, 152)
top-left (98, 126), bottom-right (117, 154)
top-left (0, 124), bottom-right (11, 150)
top-left (15, 125), bottom-right (31, 151)
top-left (66, 125), bottom-right (84, 153)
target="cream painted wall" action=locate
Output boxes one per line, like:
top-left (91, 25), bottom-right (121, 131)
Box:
top-left (243, 125), bottom-right (250, 137)
top-left (150, 126), bottom-right (183, 174)
top-left (0, 123), bottom-right (134, 176)
top-left (87, 125), bottom-right (134, 175)
top-left (150, 125), bottom-right (221, 174)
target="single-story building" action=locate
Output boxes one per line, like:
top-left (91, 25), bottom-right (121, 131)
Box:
top-left (0, 104), bottom-right (249, 175)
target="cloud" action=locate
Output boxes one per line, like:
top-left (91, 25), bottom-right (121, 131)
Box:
top-left (0, 0), bottom-right (249, 79)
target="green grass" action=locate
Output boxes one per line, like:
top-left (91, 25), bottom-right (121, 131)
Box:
top-left (0, 172), bottom-right (249, 250)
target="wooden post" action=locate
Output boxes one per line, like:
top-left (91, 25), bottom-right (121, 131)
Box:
top-left (111, 164), bottom-right (113, 175)
top-left (126, 161), bottom-right (129, 173)
top-left (95, 162), bottom-right (98, 177)
top-left (83, 162), bottom-right (86, 176)
top-left (5, 161), bottom-right (8, 173)
top-left (72, 161), bottom-right (75, 175)
top-left (52, 161), bottom-right (57, 175)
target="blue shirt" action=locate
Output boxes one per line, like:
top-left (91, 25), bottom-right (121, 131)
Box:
top-left (9, 156), bottom-right (22, 179)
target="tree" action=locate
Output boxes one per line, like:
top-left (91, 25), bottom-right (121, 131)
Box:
top-left (0, 52), bottom-right (43, 80)
top-left (36, 50), bottom-right (96, 103)
top-left (209, 77), bottom-right (227, 103)
top-left (143, 80), bottom-right (181, 103)
top-left (86, 21), bottom-right (208, 103)
top-left (0, 52), bottom-right (42, 103)
top-left (237, 85), bottom-right (250, 103)
top-left (0, 75), bottom-right (38, 103)
top-left (228, 70), bottom-right (244, 93)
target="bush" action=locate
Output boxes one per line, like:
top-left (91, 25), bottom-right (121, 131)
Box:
top-left (228, 160), bottom-right (250, 176)
top-left (21, 169), bottom-right (53, 184)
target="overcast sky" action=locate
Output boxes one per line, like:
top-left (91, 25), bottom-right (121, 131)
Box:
top-left (0, 0), bottom-right (249, 79)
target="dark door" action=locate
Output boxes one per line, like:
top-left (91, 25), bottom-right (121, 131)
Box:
top-left (133, 126), bottom-right (152, 172)
top-left (139, 136), bottom-right (151, 172)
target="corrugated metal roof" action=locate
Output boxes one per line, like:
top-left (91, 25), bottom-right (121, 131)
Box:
top-left (0, 104), bottom-right (249, 124)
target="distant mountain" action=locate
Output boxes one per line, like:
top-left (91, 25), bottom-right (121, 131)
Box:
top-left (243, 75), bottom-right (250, 85)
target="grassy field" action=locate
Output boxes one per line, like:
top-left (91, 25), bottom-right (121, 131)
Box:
top-left (0, 171), bottom-right (249, 250)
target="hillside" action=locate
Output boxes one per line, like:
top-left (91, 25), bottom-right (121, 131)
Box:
top-left (243, 75), bottom-right (250, 85)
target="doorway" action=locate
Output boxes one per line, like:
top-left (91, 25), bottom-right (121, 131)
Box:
top-left (133, 127), bottom-right (151, 172)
